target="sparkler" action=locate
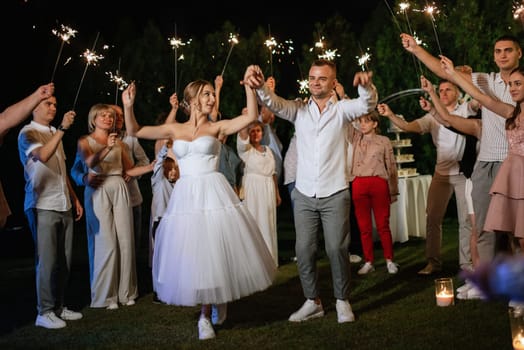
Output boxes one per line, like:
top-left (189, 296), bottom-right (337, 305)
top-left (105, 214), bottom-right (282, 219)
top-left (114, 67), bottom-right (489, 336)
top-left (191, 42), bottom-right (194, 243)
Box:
top-left (72, 32), bottom-right (103, 110)
top-left (424, 2), bottom-right (442, 56)
top-left (106, 59), bottom-right (129, 105)
top-left (265, 24), bottom-right (277, 76)
top-left (50, 24), bottom-right (77, 82)
top-left (356, 44), bottom-right (371, 71)
top-left (399, 2), bottom-right (415, 37)
top-left (169, 24), bottom-right (191, 93)
top-left (398, 2), bottom-right (423, 79)
top-left (382, 0), bottom-right (403, 34)
top-left (221, 33), bottom-right (239, 76)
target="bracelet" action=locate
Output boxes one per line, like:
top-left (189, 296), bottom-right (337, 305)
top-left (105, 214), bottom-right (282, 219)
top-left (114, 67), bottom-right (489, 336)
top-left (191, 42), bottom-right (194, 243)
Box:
top-left (57, 125), bottom-right (68, 132)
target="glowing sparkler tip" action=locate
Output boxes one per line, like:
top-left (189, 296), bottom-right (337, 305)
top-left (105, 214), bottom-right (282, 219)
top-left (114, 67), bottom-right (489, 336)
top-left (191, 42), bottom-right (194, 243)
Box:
top-left (228, 33), bottom-right (239, 45)
top-left (81, 49), bottom-right (104, 66)
top-left (318, 49), bottom-right (339, 61)
top-left (297, 79), bottom-right (309, 95)
top-left (51, 24), bottom-right (78, 43)
top-left (356, 52), bottom-right (372, 67)
top-left (169, 36), bottom-right (192, 49)
top-left (513, 2), bottom-right (524, 19)
top-left (106, 71), bottom-right (129, 90)
top-left (265, 37), bottom-right (277, 48)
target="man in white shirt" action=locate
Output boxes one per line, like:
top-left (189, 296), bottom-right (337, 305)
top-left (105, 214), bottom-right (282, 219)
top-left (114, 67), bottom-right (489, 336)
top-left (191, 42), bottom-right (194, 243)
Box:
top-left (245, 59), bottom-right (377, 324)
top-left (378, 79), bottom-right (477, 277)
top-left (18, 95), bottom-right (84, 329)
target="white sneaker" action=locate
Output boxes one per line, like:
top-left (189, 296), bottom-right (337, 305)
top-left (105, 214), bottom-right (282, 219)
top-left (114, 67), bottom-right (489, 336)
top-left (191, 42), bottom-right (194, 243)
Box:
top-left (198, 317), bottom-right (216, 340)
top-left (456, 281), bottom-right (473, 294)
top-left (123, 299), bottom-right (135, 306)
top-left (59, 307), bottom-right (83, 321)
top-left (349, 254), bottom-right (362, 264)
top-left (386, 261), bottom-right (399, 274)
top-left (509, 300), bottom-right (524, 311)
top-left (35, 312), bottom-right (66, 329)
top-left (288, 299), bottom-right (324, 322)
top-left (358, 262), bottom-right (375, 275)
top-left (457, 285), bottom-right (485, 300)
top-left (336, 299), bottom-right (355, 323)
top-left (106, 303), bottom-right (119, 310)
top-left (211, 303), bottom-right (227, 325)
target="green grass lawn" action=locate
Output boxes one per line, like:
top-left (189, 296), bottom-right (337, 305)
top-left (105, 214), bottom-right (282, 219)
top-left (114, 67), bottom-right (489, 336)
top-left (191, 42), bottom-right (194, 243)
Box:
top-left (0, 215), bottom-right (513, 349)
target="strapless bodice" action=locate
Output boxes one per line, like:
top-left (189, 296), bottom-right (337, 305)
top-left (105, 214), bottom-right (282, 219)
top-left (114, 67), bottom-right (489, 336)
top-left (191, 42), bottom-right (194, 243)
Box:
top-left (172, 136), bottom-right (221, 176)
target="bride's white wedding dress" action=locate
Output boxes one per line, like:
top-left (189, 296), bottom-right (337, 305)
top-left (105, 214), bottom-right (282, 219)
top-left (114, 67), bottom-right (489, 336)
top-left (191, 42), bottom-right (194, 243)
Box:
top-left (153, 136), bottom-right (276, 306)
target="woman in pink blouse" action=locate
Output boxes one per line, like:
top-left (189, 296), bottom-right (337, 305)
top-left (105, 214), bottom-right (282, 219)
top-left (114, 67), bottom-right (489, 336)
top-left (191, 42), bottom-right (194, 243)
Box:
top-left (347, 111), bottom-right (399, 275)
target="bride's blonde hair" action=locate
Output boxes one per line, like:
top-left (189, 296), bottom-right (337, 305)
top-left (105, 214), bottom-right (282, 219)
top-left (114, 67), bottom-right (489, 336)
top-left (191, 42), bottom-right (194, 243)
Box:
top-left (180, 80), bottom-right (212, 115)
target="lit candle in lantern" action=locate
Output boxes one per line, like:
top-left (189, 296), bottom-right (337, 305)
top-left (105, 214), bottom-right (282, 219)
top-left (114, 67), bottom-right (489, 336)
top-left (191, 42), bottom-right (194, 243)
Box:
top-left (513, 333), bottom-right (524, 350)
top-left (436, 289), bottom-right (454, 307)
top-left (434, 278), bottom-right (454, 307)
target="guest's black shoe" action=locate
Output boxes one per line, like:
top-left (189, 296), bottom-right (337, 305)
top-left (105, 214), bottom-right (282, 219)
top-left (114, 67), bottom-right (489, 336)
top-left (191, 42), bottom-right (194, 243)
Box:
top-left (152, 292), bottom-right (165, 304)
top-left (417, 262), bottom-right (441, 275)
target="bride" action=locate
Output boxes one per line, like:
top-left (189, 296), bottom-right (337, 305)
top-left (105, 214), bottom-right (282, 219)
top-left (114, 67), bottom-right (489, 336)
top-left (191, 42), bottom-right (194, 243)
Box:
top-left (122, 65), bottom-right (276, 341)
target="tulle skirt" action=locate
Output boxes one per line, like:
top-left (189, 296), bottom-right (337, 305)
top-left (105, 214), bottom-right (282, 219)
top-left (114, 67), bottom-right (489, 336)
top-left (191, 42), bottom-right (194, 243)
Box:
top-left (484, 154), bottom-right (524, 238)
top-left (152, 171), bottom-right (277, 306)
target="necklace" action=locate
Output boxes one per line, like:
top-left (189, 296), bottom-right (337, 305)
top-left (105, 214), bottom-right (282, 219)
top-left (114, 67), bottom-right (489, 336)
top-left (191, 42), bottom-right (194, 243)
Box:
top-left (192, 121), bottom-right (205, 137)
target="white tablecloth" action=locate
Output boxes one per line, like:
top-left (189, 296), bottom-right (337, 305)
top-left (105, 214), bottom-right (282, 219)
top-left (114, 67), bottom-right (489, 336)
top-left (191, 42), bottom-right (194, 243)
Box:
top-left (388, 175), bottom-right (431, 242)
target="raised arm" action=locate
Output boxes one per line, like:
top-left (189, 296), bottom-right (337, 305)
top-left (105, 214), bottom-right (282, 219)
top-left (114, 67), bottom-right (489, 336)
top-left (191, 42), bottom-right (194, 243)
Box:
top-left (122, 82), bottom-right (175, 140)
top-left (0, 83), bottom-right (54, 137)
top-left (420, 75), bottom-right (481, 138)
top-left (401, 33), bottom-right (471, 85)
top-left (154, 93), bottom-right (179, 155)
top-left (216, 66), bottom-right (260, 136)
top-left (30, 110), bottom-right (75, 163)
top-left (377, 103), bottom-right (422, 133)
top-left (440, 55), bottom-right (514, 119)
top-left (401, 33), bottom-right (446, 78)
top-left (209, 75), bottom-right (223, 122)
top-left (165, 92), bottom-right (179, 125)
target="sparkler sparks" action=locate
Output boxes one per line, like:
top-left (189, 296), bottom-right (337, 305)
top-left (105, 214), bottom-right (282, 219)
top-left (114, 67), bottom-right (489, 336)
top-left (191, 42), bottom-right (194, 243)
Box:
top-left (356, 50), bottom-right (372, 71)
top-left (513, 1), bottom-right (524, 27)
top-left (318, 49), bottom-right (339, 61)
top-left (81, 49), bottom-right (104, 66)
top-left (106, 58), bottom-right (128, 106)
top-left (309, 35), bottom-right (339, 61)
top-left (106, 71), bottom-right (128, 90)
top-left (297, 79), bottom-right (309, 95)
top-left (50, 24), bottom-right (77, 82)
top-left (51, 24), bottom-right (77, 43)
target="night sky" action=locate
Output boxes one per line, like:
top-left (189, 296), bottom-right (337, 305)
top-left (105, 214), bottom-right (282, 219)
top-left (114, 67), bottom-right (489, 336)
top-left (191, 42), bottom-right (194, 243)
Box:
top-left (1, 0), bottom-right (387, 226)
top-left (2, 0), bottom-right (386, 99)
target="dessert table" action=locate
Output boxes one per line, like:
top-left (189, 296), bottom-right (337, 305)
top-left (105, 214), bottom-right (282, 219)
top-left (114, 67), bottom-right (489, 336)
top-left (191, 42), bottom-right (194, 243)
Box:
top-left (383, 174), bottom-right (432, 243)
